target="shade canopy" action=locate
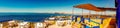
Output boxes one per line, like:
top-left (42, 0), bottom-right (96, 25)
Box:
top-left (97, 7), bottom-right (116, 11)
top-left (74, 4), bottom-right (116, 12)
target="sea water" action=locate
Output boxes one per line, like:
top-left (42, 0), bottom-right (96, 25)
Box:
top-left (0, 13), bottom-right (71, 22)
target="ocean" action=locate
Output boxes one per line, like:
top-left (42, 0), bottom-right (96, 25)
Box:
top-left (0, 13), bottom-right (71, 22)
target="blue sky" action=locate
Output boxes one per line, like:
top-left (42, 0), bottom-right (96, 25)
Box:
top-left (0, 0), bottom-right (115, 14)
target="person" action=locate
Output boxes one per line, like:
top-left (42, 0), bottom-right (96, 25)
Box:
top-left (80, 16), bottom-right (84, 23)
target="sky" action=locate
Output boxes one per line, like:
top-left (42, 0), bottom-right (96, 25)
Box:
top-left (0, 0), bottom-right (115, 14)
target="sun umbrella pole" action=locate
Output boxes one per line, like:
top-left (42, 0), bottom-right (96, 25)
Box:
top-left (89, 10), bottom-right (91, 17)
top-left (101, 12), bottom-right (103, 24)
top-left (72, 7), bottom-right (74, 21)
top-left (82, 8), bottom-right (83, 16)
top-left (104, 11), bottom-right (106, 16)
top-left (81, 8), bottom-right (84, 23)
top-left (89, 10), bottom-right (91, 22)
